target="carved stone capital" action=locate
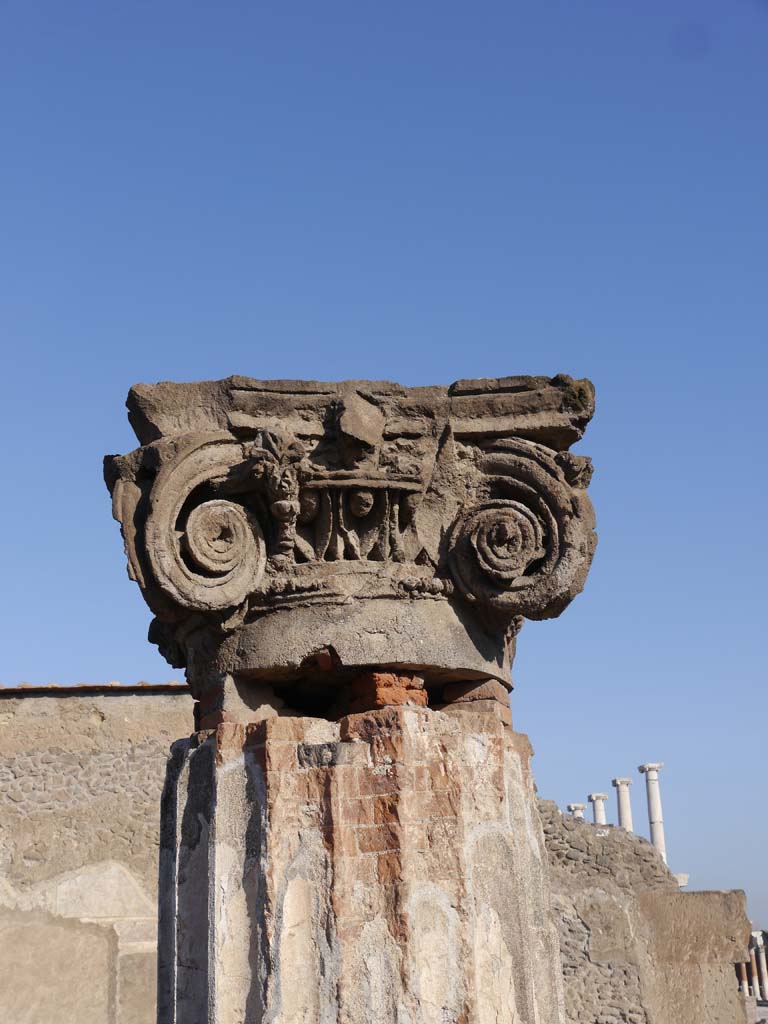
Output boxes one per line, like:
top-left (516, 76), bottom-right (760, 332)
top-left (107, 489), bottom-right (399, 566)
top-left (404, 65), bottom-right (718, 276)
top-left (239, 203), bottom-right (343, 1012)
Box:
top-left (105, 375), bottom-right (596, 700)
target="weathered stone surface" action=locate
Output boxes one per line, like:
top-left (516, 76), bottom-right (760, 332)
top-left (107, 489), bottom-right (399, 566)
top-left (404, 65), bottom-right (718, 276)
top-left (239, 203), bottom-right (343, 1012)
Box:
top-left (0, 910), bottom-right (115, 1024)
top-left (0, 688), bottom-right (753, 1023)
top-left (441, 698), bottom-right (514, 727)
top-left (105, 375), bottom-right (597, 702)
top-left (104, 376), bottom-right (597, 1024)
top-left (442, 678), bottom-right (511, 703)
top-left (118, 952), bottom-right (159, 1024)
top-left (0, 687), bottom-right (191, 891)
top-left (0, 685), bottom-right (193, 1024)
top-left (540, 800), bottom-right (750, 1024)
top-left (159, 707), bottom-right (566, 1024)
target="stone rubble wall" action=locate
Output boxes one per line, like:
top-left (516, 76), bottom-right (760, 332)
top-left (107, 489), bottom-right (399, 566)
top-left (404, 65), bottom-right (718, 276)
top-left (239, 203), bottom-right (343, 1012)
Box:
top-left (0, 688), bottom-right (751, 1024)
top-left (0, 687), bottom-right (193, 1024)
top-left (539, 799), bottom-right (750, 1024)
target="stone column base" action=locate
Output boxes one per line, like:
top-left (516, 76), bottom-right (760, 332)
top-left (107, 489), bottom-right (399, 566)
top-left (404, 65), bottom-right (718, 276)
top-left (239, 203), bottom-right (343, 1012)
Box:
top-left (158, 706), bottom-right (565, 1024)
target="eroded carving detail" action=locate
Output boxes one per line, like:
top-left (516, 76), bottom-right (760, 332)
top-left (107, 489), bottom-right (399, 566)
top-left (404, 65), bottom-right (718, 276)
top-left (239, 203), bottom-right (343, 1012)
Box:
top-left (105, 376), bottom-right (597, 689)
top-left (447, 440), bottom-right (595, 619)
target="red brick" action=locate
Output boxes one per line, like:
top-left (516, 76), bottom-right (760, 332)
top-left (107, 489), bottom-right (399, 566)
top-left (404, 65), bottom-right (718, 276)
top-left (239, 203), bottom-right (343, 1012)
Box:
top-left (356, 824), bottom-right (403, 854)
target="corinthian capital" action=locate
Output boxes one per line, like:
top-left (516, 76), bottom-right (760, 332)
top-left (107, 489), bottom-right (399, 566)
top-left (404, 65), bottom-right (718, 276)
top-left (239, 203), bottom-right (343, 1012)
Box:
top-left (105, 375), bottom-right (596, 700)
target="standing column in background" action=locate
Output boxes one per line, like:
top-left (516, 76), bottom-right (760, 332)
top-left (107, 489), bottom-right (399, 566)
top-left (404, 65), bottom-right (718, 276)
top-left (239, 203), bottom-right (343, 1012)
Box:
top-left (753, 934), bottom-right (767, 1002)
top-left (587, 792), bottom-right (608, 825)
top-left (739, 962), bottom-right (750, 997)
top-left (638, 762), bottom-right (667, 863)
top-left (611, 777), bottom-right (634, 832)
top-left (567, 803), bottom-right (585, 819)
top-left (749, 945), bottom-right (763, 1001)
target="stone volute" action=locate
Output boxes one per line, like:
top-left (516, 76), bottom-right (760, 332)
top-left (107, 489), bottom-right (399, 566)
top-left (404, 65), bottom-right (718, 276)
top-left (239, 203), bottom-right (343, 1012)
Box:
top-left (105, 374), bottom-right (598, 1024)
top-left (105, 374), bottom-right (596, 716)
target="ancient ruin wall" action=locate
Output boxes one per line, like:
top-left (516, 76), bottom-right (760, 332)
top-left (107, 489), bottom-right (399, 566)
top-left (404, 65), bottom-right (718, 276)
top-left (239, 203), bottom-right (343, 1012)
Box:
top-left (0, 687), bottom-right (750, 1024)
top-left (0, 686), bottom-right (193, 1024)
top-left (540, 800), bottom-right (749, 1024)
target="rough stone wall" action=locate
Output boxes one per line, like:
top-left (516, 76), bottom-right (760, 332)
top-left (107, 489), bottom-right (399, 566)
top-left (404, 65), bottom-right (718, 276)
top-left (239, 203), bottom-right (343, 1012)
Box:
top-left (540, 799), bottom-right (750, 1024)
top-left (0, 688), bottom-right (750, 1024)
top-left (0, 686), bottom-right (193, 1024)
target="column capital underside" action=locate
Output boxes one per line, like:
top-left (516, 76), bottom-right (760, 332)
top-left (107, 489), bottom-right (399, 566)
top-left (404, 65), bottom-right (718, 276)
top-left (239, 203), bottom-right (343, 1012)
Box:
top-left (105, 375), bottom-right (597, 706)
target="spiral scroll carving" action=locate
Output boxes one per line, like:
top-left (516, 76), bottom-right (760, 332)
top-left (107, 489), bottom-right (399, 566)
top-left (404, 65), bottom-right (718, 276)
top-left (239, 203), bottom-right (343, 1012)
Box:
top-left (447, 440), bottom-right (595, 619)
top-left (185, 499), bottom-right (262, 573)
top-left (106, 376), bottom-right (598, 683)
top-left (144, 435), bottom-right (266, 611)
top-left (454, 501), bottom-right (547, 584)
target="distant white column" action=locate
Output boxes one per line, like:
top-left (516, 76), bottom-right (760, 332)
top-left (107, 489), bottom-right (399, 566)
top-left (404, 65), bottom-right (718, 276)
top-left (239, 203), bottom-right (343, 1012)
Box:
top-left (638, 763), bottom-right (666, 863)
top-left (611, 777), bottom-right (634, 832)
top-left (588, 792), bottom-right (608, 825)
top-left (753, 933), bottom-right (767, 1002)
top-left (567, 803), bottom-right (585, 819)
top-left (749, 945), bottom-right (762, 1001)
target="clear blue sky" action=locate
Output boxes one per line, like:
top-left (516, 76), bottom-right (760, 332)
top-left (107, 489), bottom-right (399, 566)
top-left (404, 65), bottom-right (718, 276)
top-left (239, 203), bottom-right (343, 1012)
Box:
top-left (1, 1), bottom-right (766, 923)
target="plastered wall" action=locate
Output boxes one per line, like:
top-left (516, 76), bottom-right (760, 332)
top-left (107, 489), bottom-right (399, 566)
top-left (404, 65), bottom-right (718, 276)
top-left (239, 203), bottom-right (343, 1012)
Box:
top-left (0, 686), bottom-right (193, 1024)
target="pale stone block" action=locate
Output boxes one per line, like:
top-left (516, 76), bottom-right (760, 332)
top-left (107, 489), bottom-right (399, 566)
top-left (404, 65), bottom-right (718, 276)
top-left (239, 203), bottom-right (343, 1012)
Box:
top-left (118, 952), bottom-right (158, 1024)
top-left (54, 860), bottom-right (155, 920)
top-left (0, 910), bottom-right (115, 1024)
